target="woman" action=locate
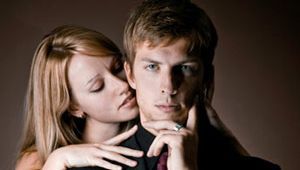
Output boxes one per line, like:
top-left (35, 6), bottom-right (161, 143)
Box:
top-left (16, 25), bottom-right (143, 170)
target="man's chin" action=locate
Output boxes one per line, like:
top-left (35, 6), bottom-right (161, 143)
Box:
top-left (140, 109), bottom-right (187, 122)
top-left (149, 113), bottom-right (187, 123)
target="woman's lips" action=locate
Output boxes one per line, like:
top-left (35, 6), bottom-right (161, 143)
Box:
top-left (119, 94), bottom-right (136, 109)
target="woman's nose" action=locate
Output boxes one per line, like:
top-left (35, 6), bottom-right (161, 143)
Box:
top-left (110, 74), bottom-right (129, 95)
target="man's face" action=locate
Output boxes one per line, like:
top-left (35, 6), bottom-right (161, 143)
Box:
top-left (125, 38), bottom-right (203, 124)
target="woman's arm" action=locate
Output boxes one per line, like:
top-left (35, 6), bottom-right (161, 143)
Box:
top-left (17, 125), bottom-right (143, 170)
top-left (43, 143), bottom-right (142, 170)
top-left (16, 152), bottom-right (43, 170)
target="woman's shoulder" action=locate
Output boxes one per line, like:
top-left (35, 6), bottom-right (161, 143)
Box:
top-left (16, 151), bottom-right (43, 170)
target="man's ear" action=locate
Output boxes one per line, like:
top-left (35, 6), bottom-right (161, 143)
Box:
top-left (68, 103), bottom-right (85, 118)
top-left (124, 61), bottom-right (136, 89)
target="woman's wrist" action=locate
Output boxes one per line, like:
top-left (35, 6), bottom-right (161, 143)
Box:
top-left (42, 148), bottom-right (67, 170)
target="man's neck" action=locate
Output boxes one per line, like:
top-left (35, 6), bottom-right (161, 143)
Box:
top-left (139, 114), bottom-right (160, 136)
top-left (82, 118), bottom-right (120, 143)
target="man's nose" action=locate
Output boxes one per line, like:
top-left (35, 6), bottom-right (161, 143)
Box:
top-left (160, 70), bottom-right (179, 96)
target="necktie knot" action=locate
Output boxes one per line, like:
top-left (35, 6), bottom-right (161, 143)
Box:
top-left (157, 151), bottom-right (168, 170)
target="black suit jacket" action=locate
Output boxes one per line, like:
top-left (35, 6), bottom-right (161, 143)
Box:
top-left (68, 122), bottom-right (164, 170)
top-left (69, 105), bottom-right (281, 170)
top-left (119, 122), bottom-right (167, 170)
top-left (69, 122), bottom-right (280, 170)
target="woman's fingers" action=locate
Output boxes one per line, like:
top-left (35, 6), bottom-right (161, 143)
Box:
top-left (104, 125), bottom-right (138, 145)
top-left (49, 143), bottom-right (142, 169)
top-left (205, 101), bottom-right (249, 156)
top-left (88, 157), bottom-right (122, 170)
top-left (97, 144), bottom-right (143, 157)
top-left (94, 148), bottom-right (138, 168)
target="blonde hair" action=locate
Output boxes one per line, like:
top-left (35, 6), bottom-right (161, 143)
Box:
top-left (18, 25), bottom-right (122, 163)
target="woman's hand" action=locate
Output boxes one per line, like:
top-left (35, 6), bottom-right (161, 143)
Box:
top-left (143, 105), bottom-right (198, 170)
top-left (205, 101), bottom-right (249, 156)
top-left (42, 125), bottom-right (143, 170)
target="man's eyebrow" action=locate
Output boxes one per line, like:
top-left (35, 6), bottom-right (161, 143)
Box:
top-left (86, 74), bottom-right (99, 86)
top-left (140, 56), bottom-right (200, 65)
top-left (141, 58), bottom-right (162, 64)
top-left (177, 58), bottom-right (200, 64)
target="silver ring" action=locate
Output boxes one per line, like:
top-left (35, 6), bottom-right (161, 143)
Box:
top-left (173, 123), bottom-right (184, 132)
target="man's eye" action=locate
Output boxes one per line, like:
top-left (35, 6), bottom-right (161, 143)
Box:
top-left (145, 64), bottom-right (159, 71)
top-left (181, 65), bottom-right (197, 75)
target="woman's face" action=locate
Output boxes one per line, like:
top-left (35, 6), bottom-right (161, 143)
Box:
top-left (67, 53), bottom-right (138, 123)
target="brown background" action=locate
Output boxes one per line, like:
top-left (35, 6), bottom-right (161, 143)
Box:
top-left (1, 0), bottom-right (299, 170)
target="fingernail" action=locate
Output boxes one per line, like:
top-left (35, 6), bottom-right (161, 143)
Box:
top-left (139, 151), bottom-right (144, 156)
top-left (130, 161), bottom-right (137, 166)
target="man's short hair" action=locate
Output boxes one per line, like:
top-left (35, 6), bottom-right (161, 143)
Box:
top-left (123, 0), bottom-right (218, 99)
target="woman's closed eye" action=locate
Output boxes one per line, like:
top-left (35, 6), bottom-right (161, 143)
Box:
top-left (90, 84), bottom-right (104, 93)
top-left (89, 80), bottom-right (104, 93)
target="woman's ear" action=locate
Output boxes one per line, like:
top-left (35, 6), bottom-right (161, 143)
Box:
top-left (68, 103), bottom-right (85, 118)
top-left (124, 61), bottom-right (136, 89)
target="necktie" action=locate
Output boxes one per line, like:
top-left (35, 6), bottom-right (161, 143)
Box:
top-left (157, 151), bottom-right (168, 170)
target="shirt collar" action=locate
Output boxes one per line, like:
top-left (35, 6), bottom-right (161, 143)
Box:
top-left (136, 122), bottom-right (156, 153)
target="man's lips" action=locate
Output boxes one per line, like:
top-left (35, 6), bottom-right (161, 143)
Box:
top-left (155, 104), bottom-right (180, 113)
top-left (119, 93), bottom-right (136, 109)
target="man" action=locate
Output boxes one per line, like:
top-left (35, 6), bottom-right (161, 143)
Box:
top-left (71, 0), bottom-right (280, 169)
top-left (121, 0), bottom-right (281, 169)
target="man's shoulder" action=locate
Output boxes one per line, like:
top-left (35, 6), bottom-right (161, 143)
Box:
top-left (210, 155), bottom-right (281, 170)
top-left (235, 156), bottom-right (281, 170)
